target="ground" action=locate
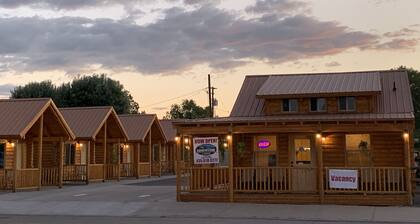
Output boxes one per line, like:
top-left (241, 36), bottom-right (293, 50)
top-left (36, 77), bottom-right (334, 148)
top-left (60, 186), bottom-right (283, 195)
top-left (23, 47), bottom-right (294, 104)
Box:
top-left (0, 176), bottom-right (419, 224)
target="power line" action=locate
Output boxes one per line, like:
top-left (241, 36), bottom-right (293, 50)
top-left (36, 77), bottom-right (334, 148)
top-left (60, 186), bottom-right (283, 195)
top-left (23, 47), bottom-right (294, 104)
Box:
top-left (140, 87), bottom-right (207, 109)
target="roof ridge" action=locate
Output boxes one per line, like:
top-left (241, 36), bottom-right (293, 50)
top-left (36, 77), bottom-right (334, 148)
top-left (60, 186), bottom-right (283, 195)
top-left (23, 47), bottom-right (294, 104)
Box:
top-left (0, 98), bottom-right (51, 102)
top-left (59, 106), bottom-right (113, 110)
top-left (119, 114), bottom-right (156, 117)
top-left (245, 69), bottom-right (402, 78)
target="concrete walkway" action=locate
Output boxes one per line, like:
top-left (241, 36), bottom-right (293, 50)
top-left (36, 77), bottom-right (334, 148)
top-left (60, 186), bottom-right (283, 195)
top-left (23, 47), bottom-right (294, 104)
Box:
top-left (0, 177), bottom-right (419, 223)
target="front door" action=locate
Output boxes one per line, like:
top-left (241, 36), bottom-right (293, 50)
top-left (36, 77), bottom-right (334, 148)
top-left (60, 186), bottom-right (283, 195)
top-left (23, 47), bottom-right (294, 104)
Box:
top-left (290, 135), bottom-right (317, 192)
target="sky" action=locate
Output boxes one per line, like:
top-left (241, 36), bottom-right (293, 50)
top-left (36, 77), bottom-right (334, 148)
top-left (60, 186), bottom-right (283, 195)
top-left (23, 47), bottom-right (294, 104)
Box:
top-left (0, 0), bottom-right (419, 117)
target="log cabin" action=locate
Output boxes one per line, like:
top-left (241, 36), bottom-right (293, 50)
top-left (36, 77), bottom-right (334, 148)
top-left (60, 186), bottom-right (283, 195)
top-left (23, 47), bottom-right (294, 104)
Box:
top-left (174, 70), bottom-right (415, 206)
top-left (118, 114), bottom-right (167, 177)
top-left (0, 98), bottom-right (75, 191)
top-left (160, 119), bottom-right (178, 175)
top-left (59, 107), bottom-right (128, 183)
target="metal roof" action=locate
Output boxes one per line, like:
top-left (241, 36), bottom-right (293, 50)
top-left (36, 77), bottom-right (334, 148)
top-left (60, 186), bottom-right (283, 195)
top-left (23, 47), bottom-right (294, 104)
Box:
top-left (256, 72), bottom-right (382, 98)
top-left (0, 98), bottom-right (75, 139)
top-left (159, 119), bottom-right (177, 142)
top-left (60, 106), bottom-right (126, 140)
top-left (119, 114), bottom-right (166, 142)
top-left (230, 70), bottom-right (414, 118)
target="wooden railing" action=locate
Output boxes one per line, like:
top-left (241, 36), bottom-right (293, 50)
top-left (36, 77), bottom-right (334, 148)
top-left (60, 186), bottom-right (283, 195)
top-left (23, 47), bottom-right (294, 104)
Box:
top-left (63, 165), bottom-right (87, 182)
top-left (106, 164), bottom-right (119, 179)
top-left (151, 161), bottom-right (161, 176)
top-left (161, 161), bottom-right (175, 174)
top-left (0, 169), bottom-right (13, 190)
top-left (89, 164), bottom-right (104, 181)
top-left (138, 162), bottom-right (150, 176)
top-left (179, 167), bottom-right (229, 192)
top-left (41, 167), bottom-right (59, 186)
top-left (15, 169), bottom-right (40, 189)
top-left (120, 163), bottom-right (134, 177)
top-left (324, 167), bottom-right (407, 194)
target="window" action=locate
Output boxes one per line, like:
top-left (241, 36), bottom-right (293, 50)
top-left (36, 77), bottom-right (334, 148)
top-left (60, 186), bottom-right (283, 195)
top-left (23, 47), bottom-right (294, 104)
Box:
top-left (345, 134), bottom-right (371, 166)
top-left (0, 143), bottom-right (4, 169)
top-left (294, 138), bottom-right (311, 165)
top-left (64, 144), bottom-right (76, 165)
top-left (339, 96), bottom-right (356, 111)
top-left (282, 99), bottom-right (298, 112)
top-left (310, 98), bottom-right (327, 112)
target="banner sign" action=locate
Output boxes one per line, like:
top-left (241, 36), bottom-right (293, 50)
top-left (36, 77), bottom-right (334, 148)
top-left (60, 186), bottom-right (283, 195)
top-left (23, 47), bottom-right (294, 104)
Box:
top-left (193, 137), bottom-right (219, 164)
top-left (329, 169), bottom-right (358, 189)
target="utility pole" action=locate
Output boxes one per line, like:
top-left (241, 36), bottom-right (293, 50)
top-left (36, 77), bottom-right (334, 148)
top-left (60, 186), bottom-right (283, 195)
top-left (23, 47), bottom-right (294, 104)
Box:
top-left (208, 74), bottom-right (213, 118)
top-left (211, 86), bottom-right (216, 117)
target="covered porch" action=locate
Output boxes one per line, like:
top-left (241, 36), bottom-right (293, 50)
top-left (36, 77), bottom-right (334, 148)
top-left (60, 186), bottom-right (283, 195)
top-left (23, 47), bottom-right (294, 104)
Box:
top-left (175, 118), bottom-right (414, 206)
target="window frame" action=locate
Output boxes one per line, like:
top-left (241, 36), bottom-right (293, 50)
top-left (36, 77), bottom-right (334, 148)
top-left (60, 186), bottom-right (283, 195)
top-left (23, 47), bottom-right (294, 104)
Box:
top-left (282, 99), bottom-right (298, 112)
top-left (345, 134), bottom-right (372, 167)
top-left (0, 143), bottom-right (4, 169)
top-left (310, 98), bottom-right (327, 112)
top-left (339, 96), bottom-right (356, 112)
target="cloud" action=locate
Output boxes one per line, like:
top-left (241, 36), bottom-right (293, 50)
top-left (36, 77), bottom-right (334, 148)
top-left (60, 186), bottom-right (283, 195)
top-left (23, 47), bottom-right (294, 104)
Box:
top-left (0, 6), bottom-right (379, 75)
top-left (245, 0), bottom-right (308, 16)
top-left (0, 0), bottom-right (145, 10)
top-left (325, 61), bottom-right (341, 67)
top-left (0, 84), bottom-right (14, 97)
top-left (373, 38), bottom-right (418, 50)
top-left (384, 28), bottom-right (418, 38)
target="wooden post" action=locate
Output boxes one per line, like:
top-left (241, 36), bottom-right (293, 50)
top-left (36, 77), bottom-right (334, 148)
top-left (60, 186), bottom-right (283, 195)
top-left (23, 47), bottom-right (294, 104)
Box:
top-left (136, 143), bottom-right (140, 179)
top-left (103, 121), bottom-right (107, 182)
top-left (228, 133), bottom-right (234, 202)
top-left (404, 130), bottom-right (413, 205)
top-left (38, 114), bottom-right (44, 191)
top-left (12, 140), bottom-right (18, 192)
top-left (149, 130), bottom-right (152, 177)
top-left (86, 140), bottom-right (90, 184)
top-left (58, 139), bottom-right (64, 188)
top-left (117, 139), bottom-right (121, 181)
top-left (159, 142), bottom-right (162, 177)
top-left (92, 141), bottom-right (96, 164)
top-left (316, 134), bottom-right (324, 203)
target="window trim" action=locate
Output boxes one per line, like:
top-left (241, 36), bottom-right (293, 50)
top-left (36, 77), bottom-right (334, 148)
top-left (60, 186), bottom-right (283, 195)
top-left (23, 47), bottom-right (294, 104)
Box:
top-left (339, 96), bottom-right (356, 112)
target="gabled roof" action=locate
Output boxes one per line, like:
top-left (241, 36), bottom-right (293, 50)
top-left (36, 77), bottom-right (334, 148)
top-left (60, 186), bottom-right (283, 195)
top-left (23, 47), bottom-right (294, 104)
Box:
top-left (60, 106), bottom-right (127, 140)
top-left (119, 114), bottom-right (166, 142)
top-left (230, 70), bottom-right (414, 118)
top-left (256, 72), bottom-right (381, 98)
top-left (0, 98), bottom-right (75, 139)
top-left (160, 119), bottom-right (177, 142)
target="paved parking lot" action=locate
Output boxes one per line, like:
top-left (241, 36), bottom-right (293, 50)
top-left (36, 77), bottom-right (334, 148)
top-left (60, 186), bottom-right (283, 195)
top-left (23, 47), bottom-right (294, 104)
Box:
top-left (0, 177), bottom-right (419, 223)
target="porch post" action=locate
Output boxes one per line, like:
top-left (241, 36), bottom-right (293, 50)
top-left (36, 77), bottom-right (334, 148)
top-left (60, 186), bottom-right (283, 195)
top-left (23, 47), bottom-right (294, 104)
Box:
top-left (136, 143), bottom-right (140, 179)
top-left (149, 130), bottom-right (152, 177)
top-left (58, 139), bottom-right (64, 188)
top-left (12, 140), bottom-right (18, 192)
top-left (404, 130), bottom-right (413, 205)
top-left (159, 142), bottom-right (162, 177)
top-left (228, 133), bottom-right (234, 202)
top-left (38, 114), bottom-right (44, 191)
top-left (316, 133), bottom-right (324, 203)
top-left (117, 139), bottom-right (121, 181)
top-left (103, 121), bottom-right (107, 182)
top-left (86, 140), bottom-right (90, 184)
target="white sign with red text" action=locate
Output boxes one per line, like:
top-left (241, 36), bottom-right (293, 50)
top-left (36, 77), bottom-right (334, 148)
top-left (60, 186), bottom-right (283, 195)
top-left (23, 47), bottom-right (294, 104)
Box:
top-left (329, 169), bottom-right (358, 189)
top-left (193, 137), bottom-right (219, 165)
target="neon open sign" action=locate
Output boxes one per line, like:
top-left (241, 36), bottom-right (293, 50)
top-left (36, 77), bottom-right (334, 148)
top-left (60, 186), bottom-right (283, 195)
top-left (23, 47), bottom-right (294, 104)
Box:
top-left (257, 139), bottom-right (271, 149)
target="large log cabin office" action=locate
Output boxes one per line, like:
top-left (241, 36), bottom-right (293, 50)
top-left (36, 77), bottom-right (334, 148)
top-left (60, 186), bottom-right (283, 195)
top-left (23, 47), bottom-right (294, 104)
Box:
top-left (174, 70), bottom-right (415, 206)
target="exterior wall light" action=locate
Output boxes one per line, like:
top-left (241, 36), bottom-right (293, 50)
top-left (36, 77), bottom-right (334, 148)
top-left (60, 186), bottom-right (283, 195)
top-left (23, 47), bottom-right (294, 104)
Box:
top-left (226, 135), bottom-right (232, 140)
top-left (175, 136), bottom-right (180, 142)
top-left (316, 133), bottom-right (322, 139)
top-left (184, 138), bottom-right (189, 144)
top-left (321, 137), bottom-right (326, 142)
top-left (403, 132), bottom-right (409, 139)
top-left (223, 143), bottom-right (228, 148)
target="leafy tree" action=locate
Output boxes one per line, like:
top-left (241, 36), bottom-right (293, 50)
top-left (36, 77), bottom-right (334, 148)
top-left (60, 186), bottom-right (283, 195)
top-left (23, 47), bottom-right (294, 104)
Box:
top-left (165, 99), bottom-right (211, 119)
top-left (10, 74), bottom-right (139, 114)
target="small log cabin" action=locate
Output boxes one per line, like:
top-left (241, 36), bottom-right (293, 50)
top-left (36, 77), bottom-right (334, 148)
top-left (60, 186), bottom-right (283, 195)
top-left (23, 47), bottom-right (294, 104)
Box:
top-left (160, 119), bottom-right (178, 174)
top-left (0, 98), bottom-right (75, 191)
top-left (118, 114), bottom-right (167, 177)
top-left (59, 107), bottom-right (128, 183)
top-left (174, 70), bottom-right (415, 206)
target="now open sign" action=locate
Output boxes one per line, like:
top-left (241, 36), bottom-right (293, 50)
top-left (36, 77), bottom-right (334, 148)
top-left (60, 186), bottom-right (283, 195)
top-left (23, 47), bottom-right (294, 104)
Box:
top-left (329, 169), bottom-right (358, 189)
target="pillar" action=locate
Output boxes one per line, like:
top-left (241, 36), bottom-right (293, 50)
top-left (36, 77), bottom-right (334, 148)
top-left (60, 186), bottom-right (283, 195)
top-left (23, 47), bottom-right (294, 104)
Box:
top-left (86, 140), bottom-right (90, 184)
top-left (228, 133), bottom-right (233, 202)
top-left (38, 114), bottom-right (44, 191)
top-left (316, 133), bottom-right (324, 203)
top-left (58, 139), bottom-right (64, 188)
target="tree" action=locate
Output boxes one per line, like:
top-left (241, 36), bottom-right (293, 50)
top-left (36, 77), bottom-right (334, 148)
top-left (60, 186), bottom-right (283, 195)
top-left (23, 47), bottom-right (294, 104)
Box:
top-left (165, 99), bottom-right (211, 119)
top-left (10, 74), bottom-right (139, 114)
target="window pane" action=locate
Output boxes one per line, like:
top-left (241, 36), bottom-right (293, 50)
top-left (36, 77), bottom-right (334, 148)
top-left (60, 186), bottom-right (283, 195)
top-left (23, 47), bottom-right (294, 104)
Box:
top-left (294, 138), bottom-right (311, 164)
top-left (289, 99), bottom-right (298, 112)
top-left (0, 143), bottom-right (4, 169)
top-left (310, 98), bottom-right (317, 111)
top-left (282, 99), bottom-right (289, 112)
top-left (339, 96), bottom-right (346, 110)
top-left (318, 98), bottom-right (326, 111)
top-left (345, 134), bottom-right (371, 166)
top-left (347, 97), bottom-right (356, 111)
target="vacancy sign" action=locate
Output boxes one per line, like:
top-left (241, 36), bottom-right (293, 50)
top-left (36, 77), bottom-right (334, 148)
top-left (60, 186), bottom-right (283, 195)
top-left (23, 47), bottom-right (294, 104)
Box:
top-left (193, 137), bottom-right (219, 164)
top-left (329, 169), bottom-right (358, 189)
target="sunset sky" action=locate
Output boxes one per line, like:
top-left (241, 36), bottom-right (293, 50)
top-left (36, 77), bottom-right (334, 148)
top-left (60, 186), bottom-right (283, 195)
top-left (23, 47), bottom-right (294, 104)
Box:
top-left (0, 0), bottom-right (419, 117)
